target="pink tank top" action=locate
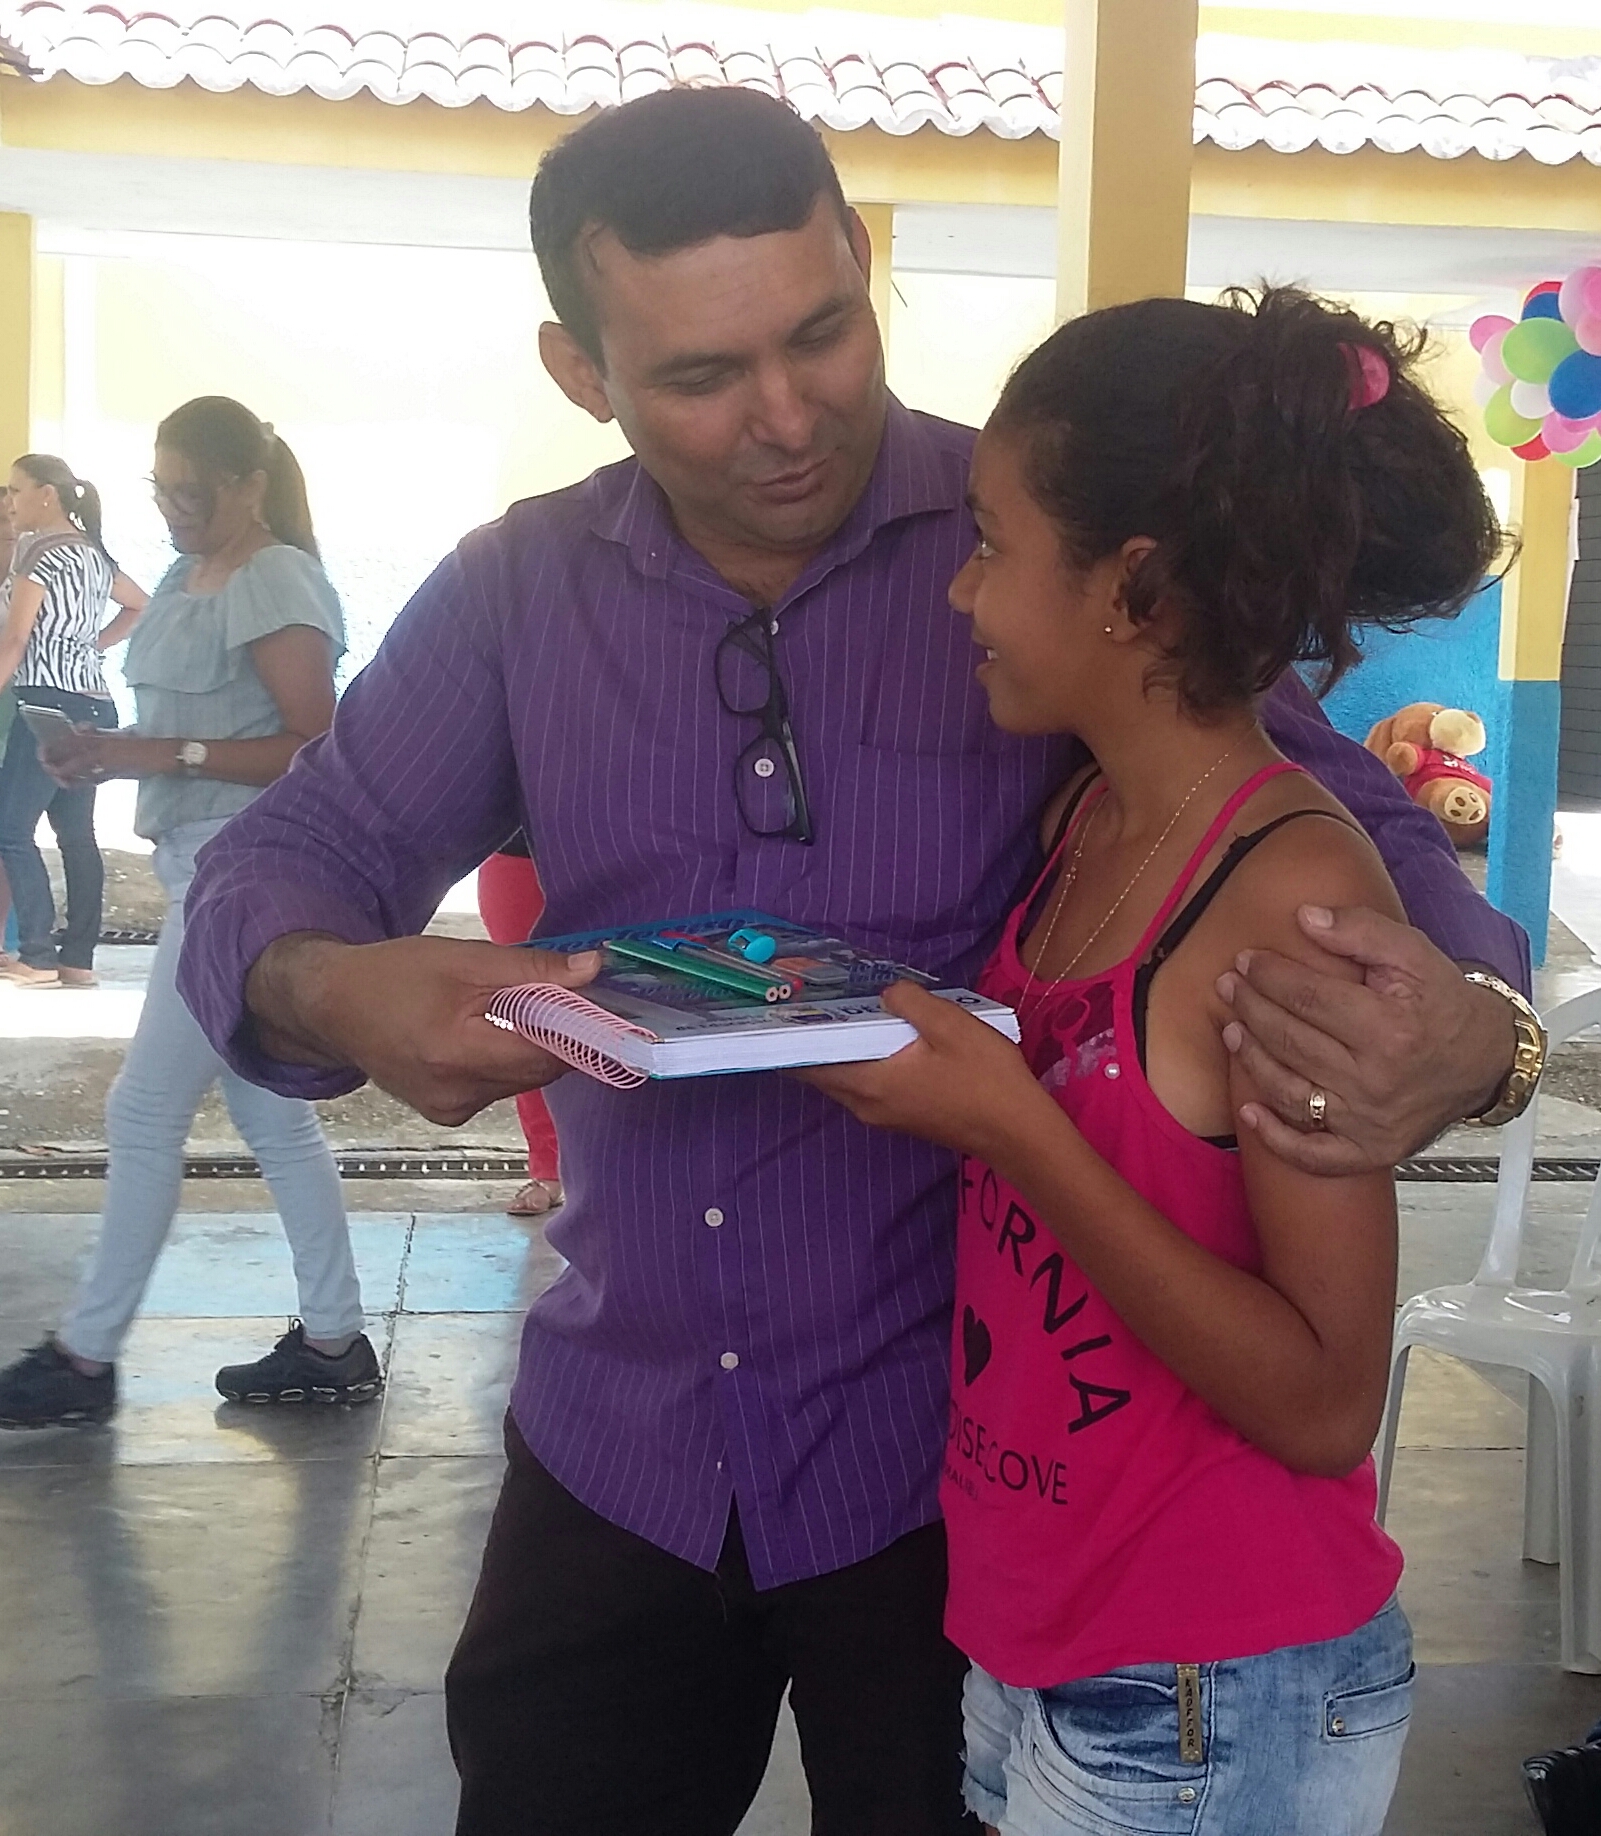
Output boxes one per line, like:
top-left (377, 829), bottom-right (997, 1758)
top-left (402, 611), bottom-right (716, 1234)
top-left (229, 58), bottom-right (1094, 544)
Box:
top-left (941, 762), bottom-right (1403, 1688)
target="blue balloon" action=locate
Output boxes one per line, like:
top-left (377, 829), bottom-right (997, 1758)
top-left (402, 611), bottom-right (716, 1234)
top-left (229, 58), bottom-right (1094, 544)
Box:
top-left (1549, 350), bottom-right (1601, 420)
top-left (1523, 292), bottom-right (1565, 321)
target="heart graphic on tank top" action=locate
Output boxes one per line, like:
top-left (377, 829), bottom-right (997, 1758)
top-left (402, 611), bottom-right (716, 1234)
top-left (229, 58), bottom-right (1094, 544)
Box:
top-left (962, 1306), bottom-right (993, 1386)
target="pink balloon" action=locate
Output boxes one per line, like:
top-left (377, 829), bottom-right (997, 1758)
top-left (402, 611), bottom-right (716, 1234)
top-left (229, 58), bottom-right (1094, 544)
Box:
top-left (1560, 267), bottom-right (1601, 326)
top-left (1585, 271), bottom-right (1601, 318)
top-left (1470, 313), bottom-right (1514, 353)
top-left (1544, 411), bottom-right (1593, 453)
top-left (1482, 327), bottom-right (1512, 386)
top-left (1578, 313), bottom-right (1601, 358)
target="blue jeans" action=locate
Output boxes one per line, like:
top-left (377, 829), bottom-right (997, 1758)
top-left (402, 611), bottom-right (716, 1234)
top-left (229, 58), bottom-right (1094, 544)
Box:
top-left (0, 687), bottom-right (117, 969)
top-left (59, 819), bottom-right (364, 1363)
top-left (962, 1599), bottom-right (1413, 1836)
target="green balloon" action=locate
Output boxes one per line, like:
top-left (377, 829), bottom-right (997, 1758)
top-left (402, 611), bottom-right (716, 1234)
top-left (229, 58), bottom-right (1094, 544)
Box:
top-left (1501, 317), bottom-right (1579, 383)
top-left (1484, 384), bottom-right (1542, 447)
top-left (1554, 430), bottom-right (1601, 469)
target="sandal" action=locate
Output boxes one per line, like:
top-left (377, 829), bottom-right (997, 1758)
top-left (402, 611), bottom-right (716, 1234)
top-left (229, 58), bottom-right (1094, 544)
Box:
top-left (506, 1179), bottom-right (564, 1217)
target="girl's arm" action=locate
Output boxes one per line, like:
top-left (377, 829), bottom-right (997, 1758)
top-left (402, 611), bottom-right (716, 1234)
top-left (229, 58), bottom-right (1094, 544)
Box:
top-left (96, 572), bottom-right (149, 651)
top-left (802, 822), bottom-right (1401, 1478)
top-left (0, 576), bottom-right (44, 690)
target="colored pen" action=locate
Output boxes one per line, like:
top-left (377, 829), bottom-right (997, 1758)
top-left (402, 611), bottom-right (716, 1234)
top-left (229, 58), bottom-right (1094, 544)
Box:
top-left (655, 933), bottom-right (796, 990)
top-left (606, 937), bottom-right (793, 1003)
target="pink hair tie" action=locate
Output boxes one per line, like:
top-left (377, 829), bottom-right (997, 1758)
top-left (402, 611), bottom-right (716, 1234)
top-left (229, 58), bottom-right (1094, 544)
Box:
top-left (1342, 342), bottom-right (1390, 411)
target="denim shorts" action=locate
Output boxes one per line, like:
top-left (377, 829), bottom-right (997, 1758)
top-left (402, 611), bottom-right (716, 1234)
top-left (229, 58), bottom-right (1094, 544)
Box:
top-left (962, 1599), bottom-right (1413, 1836)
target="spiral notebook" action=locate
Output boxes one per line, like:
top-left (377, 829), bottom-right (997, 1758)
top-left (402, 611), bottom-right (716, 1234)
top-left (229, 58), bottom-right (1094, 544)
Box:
top-left (484, 910), bottom-right (1019, 1087)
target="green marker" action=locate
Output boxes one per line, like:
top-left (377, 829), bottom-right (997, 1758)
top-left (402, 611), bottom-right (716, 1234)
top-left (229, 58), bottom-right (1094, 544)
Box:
top-left (606, 936), bottom-right (792, 1003)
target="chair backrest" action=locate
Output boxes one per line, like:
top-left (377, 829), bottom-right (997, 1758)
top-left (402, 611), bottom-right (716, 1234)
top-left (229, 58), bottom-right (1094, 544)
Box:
top-left (1475, 985), bottom-right (1601, 1290)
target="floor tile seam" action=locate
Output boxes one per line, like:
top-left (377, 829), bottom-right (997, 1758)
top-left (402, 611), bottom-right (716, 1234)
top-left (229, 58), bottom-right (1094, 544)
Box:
top-left (1394, 1440), bottom-right (1527, 1451)
top-left (324, 1216), bottom-right (417, 1804)
top-left (0, 1450), bottom-right (380, 1470)
top-left (0, 1686), bottom-right (351, 1705)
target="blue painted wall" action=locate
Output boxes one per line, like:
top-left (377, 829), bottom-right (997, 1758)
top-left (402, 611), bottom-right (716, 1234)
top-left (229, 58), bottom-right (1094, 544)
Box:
top-left (1305, 578), bottom-right (1553, 962)
top-left (1312, 580), bottom-right (1508, 768)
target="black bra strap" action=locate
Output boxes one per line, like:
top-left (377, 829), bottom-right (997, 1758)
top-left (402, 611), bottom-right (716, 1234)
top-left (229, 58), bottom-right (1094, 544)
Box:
top-left (1018, 773), bottom-right (1104, 940)
top-left (1132, 808), bottom-right (1357, 1078)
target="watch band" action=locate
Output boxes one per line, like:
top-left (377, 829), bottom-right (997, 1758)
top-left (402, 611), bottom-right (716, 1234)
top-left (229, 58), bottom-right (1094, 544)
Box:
top-left (1460, 972), bottom-right (1548, 1128)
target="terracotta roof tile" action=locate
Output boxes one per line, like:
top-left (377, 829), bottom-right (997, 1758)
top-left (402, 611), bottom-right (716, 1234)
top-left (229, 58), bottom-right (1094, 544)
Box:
top-left (1, 3), bottom-right (1597, 163)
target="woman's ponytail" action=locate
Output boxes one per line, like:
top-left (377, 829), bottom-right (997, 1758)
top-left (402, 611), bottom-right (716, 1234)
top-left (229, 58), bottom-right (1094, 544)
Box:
top-left (72, 478), bottom-right (106, 552)
top-left (261, 433), bottom-right (319, 558)
top-left (992, 285), bottom-right (1505, 713)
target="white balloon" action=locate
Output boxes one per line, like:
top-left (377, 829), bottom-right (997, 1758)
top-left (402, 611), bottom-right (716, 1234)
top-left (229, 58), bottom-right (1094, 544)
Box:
top-left (1510, 379), bottom-right (1552, 419)
top-left (1473, 372), bottom-right (1498, 409)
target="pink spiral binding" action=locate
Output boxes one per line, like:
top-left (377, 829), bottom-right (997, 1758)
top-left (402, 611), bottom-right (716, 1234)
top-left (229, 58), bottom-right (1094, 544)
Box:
top-left (484, 984), bottom-right (656, 1090)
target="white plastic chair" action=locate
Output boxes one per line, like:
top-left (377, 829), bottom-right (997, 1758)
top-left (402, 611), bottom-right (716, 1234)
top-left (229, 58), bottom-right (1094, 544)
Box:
top-left (1375, 986), bottom-right (1601, 1674)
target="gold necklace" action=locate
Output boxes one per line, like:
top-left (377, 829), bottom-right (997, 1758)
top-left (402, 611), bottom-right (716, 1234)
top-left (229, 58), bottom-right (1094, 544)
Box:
top-left (1019, 737), bottom-right (1249, 1017)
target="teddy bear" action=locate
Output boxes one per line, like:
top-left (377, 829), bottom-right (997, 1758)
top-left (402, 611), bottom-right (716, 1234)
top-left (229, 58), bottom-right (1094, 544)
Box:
top-left (1363, 702), bottom-right (1492, 848)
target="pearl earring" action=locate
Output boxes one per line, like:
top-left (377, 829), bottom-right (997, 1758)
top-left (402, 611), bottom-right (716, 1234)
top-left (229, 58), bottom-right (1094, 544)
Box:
top-left (1103, 625), bottom-right (1114, 636)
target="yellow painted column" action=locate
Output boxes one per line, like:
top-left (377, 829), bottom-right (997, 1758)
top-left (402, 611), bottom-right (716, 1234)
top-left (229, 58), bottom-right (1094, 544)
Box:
top-left (0, 212), bottom-right (31, 468)
top-left (1486, 457), bottom-right (1577, 964)
top-left (855, 201), bottom-right (895, 360)
top-left (1056, 0), bottom-right (1199, 320)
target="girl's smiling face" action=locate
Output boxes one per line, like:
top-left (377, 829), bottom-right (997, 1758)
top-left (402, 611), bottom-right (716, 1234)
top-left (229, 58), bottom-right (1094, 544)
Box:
top-left (949, 428), bottom-right (1151, 736)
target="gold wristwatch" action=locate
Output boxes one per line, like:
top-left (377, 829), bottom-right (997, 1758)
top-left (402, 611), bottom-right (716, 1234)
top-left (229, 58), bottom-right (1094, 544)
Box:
top-left (1460, 972), bottom-right (1548, 1128)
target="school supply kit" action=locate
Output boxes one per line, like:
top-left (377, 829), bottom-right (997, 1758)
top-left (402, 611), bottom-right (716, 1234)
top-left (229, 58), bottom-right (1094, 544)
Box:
top-left (484, 912), bottom-right (1019, 1088)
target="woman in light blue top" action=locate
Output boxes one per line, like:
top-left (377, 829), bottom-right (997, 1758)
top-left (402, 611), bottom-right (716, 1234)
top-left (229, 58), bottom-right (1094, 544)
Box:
top-left (0, 397), bottom-right (379, 1430)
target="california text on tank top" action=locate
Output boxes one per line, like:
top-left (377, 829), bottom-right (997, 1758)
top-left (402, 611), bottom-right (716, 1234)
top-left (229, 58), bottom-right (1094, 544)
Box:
top-left (940, 761), bottom-right (1404, 1688)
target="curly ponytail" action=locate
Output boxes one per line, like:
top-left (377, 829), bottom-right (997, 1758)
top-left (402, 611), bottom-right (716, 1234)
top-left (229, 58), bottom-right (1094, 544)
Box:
top-left (991, 286), bottom-right (1506, 713)
top-left (155, 395), bottom-right (320, 558)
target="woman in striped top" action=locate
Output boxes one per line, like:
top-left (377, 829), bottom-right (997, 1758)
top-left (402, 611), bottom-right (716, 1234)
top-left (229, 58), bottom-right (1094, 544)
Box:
top-left (0, 454), bottom-right (146, 986)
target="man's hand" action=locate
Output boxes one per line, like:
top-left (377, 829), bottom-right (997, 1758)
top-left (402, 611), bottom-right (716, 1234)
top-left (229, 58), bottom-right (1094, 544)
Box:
top-left (246, 932), bottom-right (602, 1126)
top-left (795, 982), bottom-right (1054, 1162)
top-left (1218, 904), bottom-right (1517, 1176)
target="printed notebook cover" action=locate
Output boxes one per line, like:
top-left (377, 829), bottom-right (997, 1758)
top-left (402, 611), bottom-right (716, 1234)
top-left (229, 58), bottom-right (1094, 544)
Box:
top-left (522, 910), bottom-right (1002, 1039)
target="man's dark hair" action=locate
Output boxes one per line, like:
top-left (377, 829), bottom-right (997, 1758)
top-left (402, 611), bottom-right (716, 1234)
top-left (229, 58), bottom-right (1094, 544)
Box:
top-left (529, 87), bottom-right (852, 366)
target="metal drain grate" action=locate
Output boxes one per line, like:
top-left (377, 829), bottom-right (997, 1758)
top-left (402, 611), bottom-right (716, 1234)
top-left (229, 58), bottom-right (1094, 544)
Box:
top-left (1396, 1157), bottom-right (1596, 1182)
top-left (0, 1151), bottom-right (1597, 1183)
top-left (0, 1149), bottom-right (532, 1181)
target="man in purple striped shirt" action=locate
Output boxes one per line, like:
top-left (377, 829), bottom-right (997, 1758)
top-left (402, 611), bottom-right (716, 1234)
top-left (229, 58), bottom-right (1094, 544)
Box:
top-left (180, 92), bottom-right (1529, 1836)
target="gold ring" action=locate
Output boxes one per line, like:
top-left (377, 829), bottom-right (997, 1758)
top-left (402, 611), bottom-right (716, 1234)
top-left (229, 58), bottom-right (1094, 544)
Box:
top-left (1306, 1088), bottom-right (1329, 1131)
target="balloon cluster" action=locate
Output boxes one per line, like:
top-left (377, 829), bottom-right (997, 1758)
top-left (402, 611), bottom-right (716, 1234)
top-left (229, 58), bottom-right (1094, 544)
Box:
top-left (1472, 267), bottom-right (1601, 469)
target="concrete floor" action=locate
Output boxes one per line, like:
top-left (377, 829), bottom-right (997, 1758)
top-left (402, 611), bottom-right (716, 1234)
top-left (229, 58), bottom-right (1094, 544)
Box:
top-left (2, 1178), bottom-right (1600, 1835)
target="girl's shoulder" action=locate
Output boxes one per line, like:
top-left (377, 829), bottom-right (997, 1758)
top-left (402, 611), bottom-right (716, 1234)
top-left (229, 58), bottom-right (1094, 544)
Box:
top-left (1192, 770), bottom-right (1404, 969)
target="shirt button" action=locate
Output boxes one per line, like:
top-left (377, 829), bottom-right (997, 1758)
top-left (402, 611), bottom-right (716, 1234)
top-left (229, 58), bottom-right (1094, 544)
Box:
top-left (1330, 1715), bottom-right (1345, 1735)
top-left (720, 1352), bottom-right (740, 1371)
top-left (1104, 1062), bottom-right (1121, 1079)
top-left (753, 757), bottom-right (776, 779)
top-left (704, 1207), bottom-right (725, 1227)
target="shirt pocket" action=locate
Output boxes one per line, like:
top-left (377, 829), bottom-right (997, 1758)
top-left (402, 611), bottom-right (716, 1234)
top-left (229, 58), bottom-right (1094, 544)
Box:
top-left (823, 745), bottom-right (1008, 956)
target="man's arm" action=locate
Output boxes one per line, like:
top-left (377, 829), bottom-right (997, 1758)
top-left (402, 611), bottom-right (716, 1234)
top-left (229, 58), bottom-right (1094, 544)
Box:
top-left (177, 540), bottom-right (579, 1118)
top-left (1238, 671), bottom-right (1529, 1174)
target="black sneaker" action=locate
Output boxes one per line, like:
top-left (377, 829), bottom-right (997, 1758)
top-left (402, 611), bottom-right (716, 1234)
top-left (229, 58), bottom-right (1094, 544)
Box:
top-left (0, 1339), bottom-right (116, 1428)
top-left (1524, 1741), bottom-right (1601, 1833)
top-left (215, 1320), bottom-right (383, 1406)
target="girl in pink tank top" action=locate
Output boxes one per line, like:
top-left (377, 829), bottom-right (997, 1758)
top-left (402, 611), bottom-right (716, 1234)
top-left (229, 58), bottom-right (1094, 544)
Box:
top-left (803, 288), bottom-right (1504, 1836)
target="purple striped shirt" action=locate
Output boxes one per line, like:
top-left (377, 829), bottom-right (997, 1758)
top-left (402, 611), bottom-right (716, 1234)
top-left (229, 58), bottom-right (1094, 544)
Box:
top-left (179, 400), bottom-right (1528, 1587)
